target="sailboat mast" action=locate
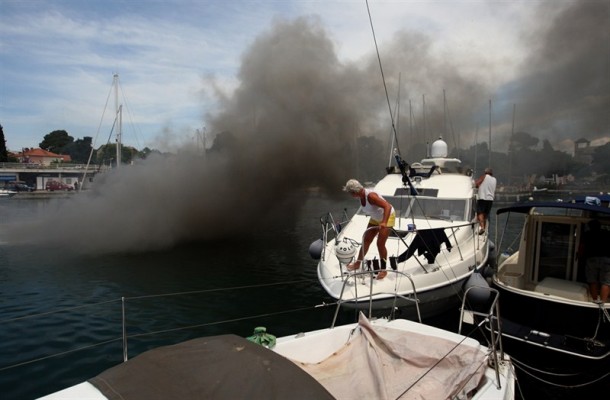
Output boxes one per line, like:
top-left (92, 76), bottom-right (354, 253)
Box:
top-left (488, 99), bottom-right (492, 169)
top-left (443, 89), bottom-right (447, 138)
top-left (114, 73), bottom-right (122, 168)
top-left (423, 94), bottom-right (428, 157)
top-left (509, 104), bottom-right (516, 186)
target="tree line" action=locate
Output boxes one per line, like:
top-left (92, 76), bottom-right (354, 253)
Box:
top-left (352, 131), bottom-right (610, 187)
top-left (0, 128), bottom-right (159, 165)
top-left (2, 125), bottom-right (608, 186)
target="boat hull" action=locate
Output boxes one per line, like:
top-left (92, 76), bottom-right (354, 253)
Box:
top-left (316, 169), bottom-right (489, 319)
top-left (330, 270), bottom-right (482, 319)
top-left (490, 329), bottom-right (608, 398)
top-left (492, 281), bottom-right (610, 350)
top-left (488, 198), bottom-right (610, 396)
top-left (487, 304), bottom-right (609, 397)
top-left (40, 313), bottom-right (514, 400)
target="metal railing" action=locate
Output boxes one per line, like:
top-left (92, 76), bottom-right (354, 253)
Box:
top-left (319, 213), bottom-right (483, 265)
top-left (330, 269), bottom-right (422, 326)
top-left (0, 279), bottom-right (329, 371)
top-left (318, 209), bottom-right (351, 261)
top-left (458, 285), bottom-right (506, 390)
top-left (0, 162), bottom-right (102, 170)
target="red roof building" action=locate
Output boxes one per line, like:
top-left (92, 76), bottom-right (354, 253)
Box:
top-left (20, 148), bottom-right (72, 166)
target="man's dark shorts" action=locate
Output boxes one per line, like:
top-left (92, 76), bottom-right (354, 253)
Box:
top-left (477, 199), bottom-right (493, 215)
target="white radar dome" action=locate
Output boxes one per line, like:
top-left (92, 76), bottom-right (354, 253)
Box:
top-left (430, 138), bottom-right (448, 158)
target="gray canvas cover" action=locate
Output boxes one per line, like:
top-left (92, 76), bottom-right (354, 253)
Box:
top-left (89, 334), bottom-right (334, 400)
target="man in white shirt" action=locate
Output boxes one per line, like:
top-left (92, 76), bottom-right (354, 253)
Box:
top-left (475, 168), bottom-right (497, 234)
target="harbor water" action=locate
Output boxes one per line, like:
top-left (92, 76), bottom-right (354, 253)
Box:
top-left (0, 191), bottom-right (561, 399)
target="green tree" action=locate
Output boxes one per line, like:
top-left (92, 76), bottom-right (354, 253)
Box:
top-left (538, 139), bottom-right (572, 178)
top-left (0, 124), bottom-right (8, 162)
top-left (452, 143), bottom-right (509, 184)
top-left (592, 142), bottom-right (610, 176)
top-left (509, 131), bottom-right (539, 152)
top-left (95, 143), bottom-right (139, 165)
top-left (62, 136), bottom-right (94, 164)
top-left (138, 147), bottom-right (162, 159)
top-left (40, 130), bottom-right (74, 153)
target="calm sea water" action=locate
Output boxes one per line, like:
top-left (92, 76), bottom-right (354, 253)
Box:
top-left (0, 191), bottom-right (370, 399)
top-left (0, 192), bottom-right (541, 399)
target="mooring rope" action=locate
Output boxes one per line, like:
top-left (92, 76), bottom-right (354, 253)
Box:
top-left (510, 355), bottom-right (610, 389)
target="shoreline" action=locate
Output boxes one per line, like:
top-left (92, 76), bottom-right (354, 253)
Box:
top-left (5, 190), bottom-right (79, 199)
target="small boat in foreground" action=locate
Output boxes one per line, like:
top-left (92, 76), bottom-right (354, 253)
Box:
top-left (39, 299), bottom-right (514, 400)
top-left (311, 138), bottom-right (490, 317)
top-left (488, 194), bottom-right (610, 395)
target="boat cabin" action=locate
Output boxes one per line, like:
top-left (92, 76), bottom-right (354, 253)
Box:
top-left (497, 201), bottom-right (610, 301)
top-left (368, 138), bottom-right (476, 224)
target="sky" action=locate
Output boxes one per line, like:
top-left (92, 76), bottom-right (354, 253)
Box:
top-left (2, 0), bottom-right (609, 254)
top-left (1, 0), bottom-right (607, 155)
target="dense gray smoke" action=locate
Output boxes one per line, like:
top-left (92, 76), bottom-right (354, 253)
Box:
top-left (503, 0), bottom-right (609, 148)
top-left (8, 17), bottom-right (382, 254)
top-left (7, 1), bottom-right (607, 254)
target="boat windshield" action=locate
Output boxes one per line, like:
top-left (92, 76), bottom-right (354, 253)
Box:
top-left (360, 197), bottom-right (469, 221)
top-left (421, 160), bottom-right (463, 173)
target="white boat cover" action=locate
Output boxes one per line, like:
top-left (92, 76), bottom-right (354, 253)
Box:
top-left (293, 313), bottom-right (487, 400)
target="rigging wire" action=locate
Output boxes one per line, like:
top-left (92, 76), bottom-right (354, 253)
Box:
top-left (366, 0), bottom-right (401, 157)
top-left (366, 1), bottom-right (459, 267)
top-left (116, 75), bottom-right (143, 150)
top-left (80, 74), bottom-right (142, 188)
top-left (0, 278), bottom-right (331, 372)
top-left (366, 0), bottom-right (485, 307)
top-left (395, 317), bottom-right (490, 399)
top-left (80, 80), bottom-right (116, 189)
top-left (387, 73), bottom-right (402, 168)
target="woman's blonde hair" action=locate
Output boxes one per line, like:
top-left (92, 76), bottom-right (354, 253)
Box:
top-left (343, 179), bottom-right (363, 193)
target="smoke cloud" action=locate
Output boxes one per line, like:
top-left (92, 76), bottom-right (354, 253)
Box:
top-left (8, 17), bottom-right (376, 254)
top-left (7, 2), bottom-right (607, 254)
top-left (500, 0), bottom-right (609, 150)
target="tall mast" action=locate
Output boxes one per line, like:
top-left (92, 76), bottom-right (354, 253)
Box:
top-left (422, 94), bottom-right (428, 156)
top-left (443, 89), bottom-right (447, 138)
top-left (114, 73), bottom-right (122, 168)
top-left (488, 99), bottom-right (492, 169)
top-left (509, 104), bottom-right (516, 186)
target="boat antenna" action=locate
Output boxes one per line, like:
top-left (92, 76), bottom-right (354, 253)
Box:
top-left (394, 150), bottom-right (418, 196)
top-left (366, 0), bottom-right (402, 157)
